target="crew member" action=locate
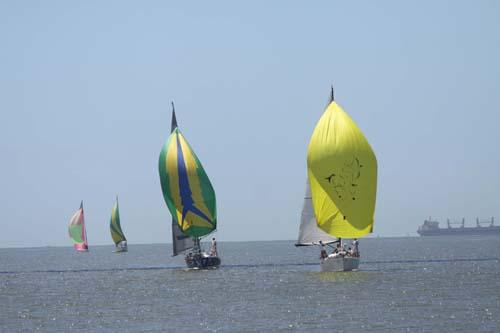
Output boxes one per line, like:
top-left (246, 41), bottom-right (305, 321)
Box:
top-left (319, 240), bottom-right (328, 259)
top-left (210, 237), bottom-right (218, 257)
top-left (352, 238), bottom-right (359, 257)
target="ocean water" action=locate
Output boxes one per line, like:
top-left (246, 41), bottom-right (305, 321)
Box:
top-left (0, 237), bottom-right (499, 332)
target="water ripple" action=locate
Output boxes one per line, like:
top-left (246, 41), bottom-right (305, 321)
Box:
top-left (0, 257), bottom-right (497, 275)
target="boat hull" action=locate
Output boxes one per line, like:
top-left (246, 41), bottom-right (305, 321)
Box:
top-left (74, 244), bottom-right (88, 252)
top-left (320, 257), bottom-right (359, 272)
top-left (114, 247), bottom-right (128, 253)
top-left (185, 256), bottom-right (221, 269)
top-left (417, 226), bottom-right (500, 236)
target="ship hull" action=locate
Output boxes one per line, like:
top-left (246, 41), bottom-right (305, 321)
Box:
top-left (320, 257), bottom-right (359, 272)
top-left (417, 226), bottom-right (500, 236)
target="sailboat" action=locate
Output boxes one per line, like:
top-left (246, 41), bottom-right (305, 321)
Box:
top-left (68, 201), bottom-right (89, 252)
top-left (158, 103), bottom-right (220, 269)
top-left (110, 196), bottom-right (127, 252)
top-left (304, 88), bottom-right (377, 272)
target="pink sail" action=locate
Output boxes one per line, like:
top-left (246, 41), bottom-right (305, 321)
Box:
top-left (68, 201), bottom-right (89, 251)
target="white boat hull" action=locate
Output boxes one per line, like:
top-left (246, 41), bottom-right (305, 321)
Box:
top-left (320, 257), bottom-right (359, 272)
top-left (114, 241), bottom-right (127, 252)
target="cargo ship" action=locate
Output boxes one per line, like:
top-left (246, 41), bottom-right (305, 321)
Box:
top-left (417, 217), bottom-right (500, 236)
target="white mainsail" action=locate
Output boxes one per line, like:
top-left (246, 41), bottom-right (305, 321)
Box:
top-left (296, 181), bottom-right (338, 246)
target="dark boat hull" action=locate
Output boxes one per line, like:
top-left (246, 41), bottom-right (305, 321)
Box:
top-left (417, 226), bottom-right (500, 236)
top-left (185, 256), bottom-right (221, 269)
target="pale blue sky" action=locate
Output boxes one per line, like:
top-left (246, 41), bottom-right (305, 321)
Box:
top-left (1, 1), bottom-right (499, 247)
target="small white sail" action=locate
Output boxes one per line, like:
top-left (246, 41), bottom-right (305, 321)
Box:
top-left (296, 181), bottom-right (338, 246)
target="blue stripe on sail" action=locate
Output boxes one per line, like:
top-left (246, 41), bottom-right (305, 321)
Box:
top-left (175, 133), bottom-right (212, 225)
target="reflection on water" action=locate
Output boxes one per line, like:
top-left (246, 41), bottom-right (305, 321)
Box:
top-left (315, 269), bottom-right (375, 282)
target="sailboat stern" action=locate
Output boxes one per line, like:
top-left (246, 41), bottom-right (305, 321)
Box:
top-left (320, 256), bottom-right (359, 272)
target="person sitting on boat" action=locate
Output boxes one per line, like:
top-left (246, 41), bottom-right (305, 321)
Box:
top-left (329, 250), bottom-right (343, 258)
top-left (326, 242), bottom-right (340, 258)
top-left (209, 237), bottom-right (218, 257)
top-left (185, 252), bottom-right (194, 265)
top-left (319, 241), bottom-right (328, 259)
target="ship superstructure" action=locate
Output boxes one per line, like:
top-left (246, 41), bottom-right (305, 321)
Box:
top-left (417, 217), bottom-right (500, 236)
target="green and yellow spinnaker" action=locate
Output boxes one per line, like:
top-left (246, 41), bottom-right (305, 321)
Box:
top-left (110, 197), bottom-right (126, 245)
top-left (158, 108), bottom-right (216, 238)
top-left (307, 95), bottom-right (377, 238)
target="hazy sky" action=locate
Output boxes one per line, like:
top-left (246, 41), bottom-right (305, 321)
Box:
top-left (1, 1), bottom-right (499, 247)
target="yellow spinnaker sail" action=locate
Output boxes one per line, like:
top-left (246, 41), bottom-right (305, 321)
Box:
top-left (307, 99), bottom-right (377, 238)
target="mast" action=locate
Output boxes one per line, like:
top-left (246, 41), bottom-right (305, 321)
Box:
top-left (170, 102), bottom-right (176, 254)
top-left (171, 102), bottom-right (178, 132)
top-left (324, 85), bottom-right (334, 107)
top-left (296, 86), bottom-right (339, 246)
top-left (168, 102), bottom-right (195, 256)
top-left (81, 200), bottom-right (88, 247)
top-left (170, 102), bottom-right (179, 255)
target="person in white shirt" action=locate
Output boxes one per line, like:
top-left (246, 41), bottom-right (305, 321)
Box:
top-left (352, 238), bottom-right (359, 257)
top-left (210, 237), bottom-right (218, 257)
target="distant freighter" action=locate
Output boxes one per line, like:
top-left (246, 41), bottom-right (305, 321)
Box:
top-left (417, 217), bottom-right (500, 236)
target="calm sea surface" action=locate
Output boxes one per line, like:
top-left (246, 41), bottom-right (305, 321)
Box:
top-left (1, 237), bottom-right (499, 332)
